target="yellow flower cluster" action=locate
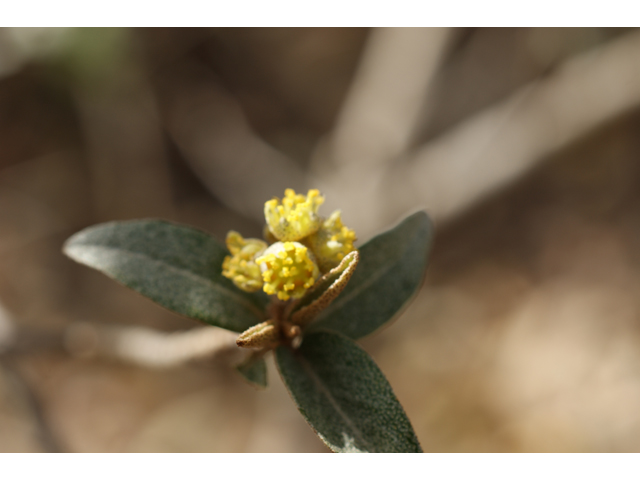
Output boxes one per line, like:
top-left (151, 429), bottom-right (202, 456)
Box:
top-left (256, 242), bottom-right (319, 300)
top-left (305, 210), bottom-right (357, 272)
top-left (221, 231), bottom-right (267, 292)
top-left (222, 189), bottom-right (357, 301)
top-left (264, 188), bottom-right (324, 242)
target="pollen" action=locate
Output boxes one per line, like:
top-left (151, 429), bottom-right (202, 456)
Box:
top-left (221, 231), bottom-right (268, 292)
top-left (256, 241), bottom-right (320, 301)
top-left (264, 189), bottom-right (325, 242)
top-left (305, 210), bottom-right (357, 272)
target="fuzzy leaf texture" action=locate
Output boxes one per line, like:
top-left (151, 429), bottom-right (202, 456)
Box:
top-left (308, 211), bottom-right (434, 339)
top-left (63, 220), bottom-right (268, 332)
top-left (276, 331), bottom-right (422, 453)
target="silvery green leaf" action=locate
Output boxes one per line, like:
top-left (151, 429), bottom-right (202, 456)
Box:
top-left (309, 211), bottom-right (433, 339)
top-left (63, 220), bottom-right (268, 332)
top-left (276, 331), bottom-right (422, 453)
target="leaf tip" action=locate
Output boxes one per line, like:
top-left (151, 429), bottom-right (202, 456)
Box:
top-left (61, 231), bottom-right (84, 263)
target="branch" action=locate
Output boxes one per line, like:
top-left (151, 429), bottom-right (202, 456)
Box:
top-left (311, 27), bottom-right (452, 238)
top-left (158, 64), bottom-right (307, 223)
top-left (389, 29), bottom-right (640, 225)
top-left (318, 27), bottom-right (452, 170)
top-left (1, 360), bottom-right (62, 452)
top-left (64, 322), bottom-right (247, 369)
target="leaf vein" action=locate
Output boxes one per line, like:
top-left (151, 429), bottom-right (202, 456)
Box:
top-left (297, 353), bottom-right (374, 452)
top-left (76, 244), bottom-right (265, 319)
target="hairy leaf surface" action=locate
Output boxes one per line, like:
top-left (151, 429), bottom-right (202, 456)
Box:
top-left (63, 220), bottom-right (268, 332)
top-left (276, 331), bottom-right (422, 453)
top-left (309, 211), bottom-right (433, 339)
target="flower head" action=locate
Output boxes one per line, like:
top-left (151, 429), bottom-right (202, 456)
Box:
top-left (264, 189), bottom-right (324, 242)
top-left (223, 188), bottom-right (356, 302)
top-left (222, 231), bottom-right (267, 292)
top-left (305, 210), bottom-right (357, 272)
top-left (256, 241), bottom-right (320, 301)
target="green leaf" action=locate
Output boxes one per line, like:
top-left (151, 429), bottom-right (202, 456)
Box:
top-left (236, 353), bottom-right (268, 388)
top-left (63, 220), bottom-right (268, 332)
top-left (276, 331), bottom-right (421, 453)
top-left (308, 211), bottom-right (433, 340)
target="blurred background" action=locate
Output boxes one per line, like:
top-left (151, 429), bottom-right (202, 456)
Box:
top-left (1, 27), bottom-right (640, 452)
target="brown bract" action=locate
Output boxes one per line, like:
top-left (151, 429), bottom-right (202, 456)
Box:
top-left (235, 250), bottom-right (359, 351)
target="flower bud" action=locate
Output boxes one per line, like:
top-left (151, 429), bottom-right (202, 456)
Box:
top-left (256, 241), bottom-right (320, 301)
top-left (221, 231), bottom-right (267, 292)
top-left (264, 189), bottom-right (324, 242)
top-left (306, 210), bottom-right (357, 272)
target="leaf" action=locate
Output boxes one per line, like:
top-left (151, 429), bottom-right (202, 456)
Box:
top-left (236, 353), bottom-right (268, 388)
top-left (276, 331), bottom-right (422, 453)
top-left (308, 211), bottom-right (434, 340)
top-left (289, 251), bottom-right (359, 327)
top-left (63, 220), bottom-right (268, 332)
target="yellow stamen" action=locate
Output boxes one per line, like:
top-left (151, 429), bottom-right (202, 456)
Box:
top-left (264, 189), bottom-right (325, 242)
top-left (305, 210), bottom-right (357, 272)
top-left (256, 241), bottom-right (320, 301)
top-left (221, 231), bottom-right (267, 292)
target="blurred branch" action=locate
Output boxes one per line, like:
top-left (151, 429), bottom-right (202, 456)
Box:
top-left (1, 360), bottom-right (62, 452)
top-left (309, 28), bottom-right (451, 238)
top-left (319, 27), bottom-right (452, 171)
top-left (65, 29), bottom-right (175, 221)
top-left (384, 29), bottom-right (640, 225)
top-left (0, 302), bottom-right (15, 354)
top-left (311, 29), bottom-right (640, 238)
top-left (0, 28), bottom-right (69, 79)
top-left (158, 65), bottom-right (307, 223)
top-left (1, 303), bottom-right (244, 371)
top-left (64, 322), bottom-right (246, 369)
top-left (0, 304), bottom-right (60, 452)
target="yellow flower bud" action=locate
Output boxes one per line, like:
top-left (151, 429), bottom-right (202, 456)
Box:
top-left (222, 231), bottom-right (267, 293)
top-left (264, 189), bottom-right (324, 242)
top-left (306, 210), bottom-right (357, 272)
top-left (256, 241), bottom-right (320, 301)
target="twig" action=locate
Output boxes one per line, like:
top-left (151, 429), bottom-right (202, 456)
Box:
top-left (386, 29), bottom-right (640, 224)
top-left (71, 29), bottom-right (175, 222)
top-left (64, 322), bottom-right (247, 369)
top-left (318, 27), bottom-right (452, 171)
top-left (309, 28), bottom-right (452, 237)
top-left (158, 64), bottom-right (307, 223)
top-left (1, 359), bottom-right (62, 453)
top-left (317, 29), bottom-right (640, 238)
top-left (0, 302), bottom-right (16, 354)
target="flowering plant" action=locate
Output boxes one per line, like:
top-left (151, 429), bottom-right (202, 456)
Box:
top-left (63, 189), bottom-right (433, 452)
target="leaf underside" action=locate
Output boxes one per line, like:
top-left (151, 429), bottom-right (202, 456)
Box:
top-left (276, 331), bottom-right (422, 453)
top-left (309, 211), bottom-right (434, 340)
top-left (63, 220), bottom-right (268, 333)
